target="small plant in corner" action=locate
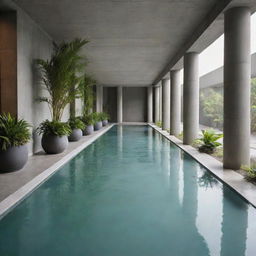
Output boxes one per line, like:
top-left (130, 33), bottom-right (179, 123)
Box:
top-left (241, 165), bottom-right (256, 182)
top-left (156, 121), bottom-right (162, 128)
top-left (0, 113), bottom-right (31, 172)
top-left (195, 129), bottom-right (223, 154)
top-left (67, 117), bottom-right (85, 142)
top-left (99, 112), bottom-right (110, 126)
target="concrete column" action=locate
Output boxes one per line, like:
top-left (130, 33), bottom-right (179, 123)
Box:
top-left (223, 7), bottom-right (251, 169)
top-left (96, 85), bottom-right (103, 112)
top-left (159, 84), bottom-right (162, 122)
top-left (170, 70), bottom-right (181, 136)
top-left (183, 52), bottom-right (199, 145)
top-left (162, 78), bottom-right (170, 130)
top-left (117, 86), bottom-right (123, 123)
top-left (154, 86), bottom-right (160, 123)
top-left (147, 86), bottom-right (153, 123)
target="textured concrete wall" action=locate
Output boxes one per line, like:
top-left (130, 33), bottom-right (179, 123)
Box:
top-left (103, 87), bottom-right (117, 122)
top-left (1, 1), bottom-right (71, 154)
top-left (123, 87), bottom-right (147, 122)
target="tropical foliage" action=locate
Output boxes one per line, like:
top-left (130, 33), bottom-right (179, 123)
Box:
top-left (37, 120), bottom-right (71, 136)
top-left (68, 117), bottom-right (85, 130)
top-left (200, 89), bottom-right (223, 129)
top-left (0, 113), bottom-right (31, 151)
top-left (241, 165), bottom-right (256, 181)
top-left (91, 112), bottom-right (102, 123)
top-left (196, 129), bottom-right (223, 154)
top-left (99, 112), bottom-right (109, 121)
top-left (79, 113), bottom-right (95, 126)
top-left (36, 38), bottom-right (88, 121)
top-left (251, 78), bottom-right (256, 132)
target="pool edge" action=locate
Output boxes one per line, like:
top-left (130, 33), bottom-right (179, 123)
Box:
top-left (149, 123), bottom-right (256, 208)
top-left (0, 124), bottom-right (115, 219)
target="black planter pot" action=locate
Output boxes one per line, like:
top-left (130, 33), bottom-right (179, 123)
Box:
top-left (42, 133), bottom-right (68, 154)
top-left (68, 129), bottom-right (83, 142)
top-left (94, 121), bottom-right (103, 131)
top-left (0, 145), bottom-right (28, 172)
top-left (102, 120), bottom-right (108, 126)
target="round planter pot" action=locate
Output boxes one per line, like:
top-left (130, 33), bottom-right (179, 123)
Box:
top-left (0, 145), bottom-right (28, 172)
top-left (94, 121), bottom-right (103, 131)
top-left (102, 120), bottom-right (108, 126)
top-left (42, 133), bottom-right (68, 154)
top-left (83, 125), bottom-right (94, 136)
top-left (68, 128), bottom-right (83, 142)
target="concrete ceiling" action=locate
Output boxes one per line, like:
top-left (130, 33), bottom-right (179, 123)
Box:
top-left (10, 0), bottom-right (256, 86)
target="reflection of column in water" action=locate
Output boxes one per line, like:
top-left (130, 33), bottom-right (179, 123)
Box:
top-left (220, 186), bottom-right (248, 256)
top-left (169, 148), bottom-right (180, 204)
top-left (154, 132), bottom-right (162, 170)
top-left (161, 138), bottom-right (171, 187)
top-left (182, 157), bottom-right (209, 254)
top-left (178, 152), bottom-right (184, 206)
top-left (117, 125), bottom-right (123, 157)
top-left (147, 127), bottom-right (153, 158)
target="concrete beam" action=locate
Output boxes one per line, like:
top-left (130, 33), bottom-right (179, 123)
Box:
top-left (147, 86), bottom-right (153, 123)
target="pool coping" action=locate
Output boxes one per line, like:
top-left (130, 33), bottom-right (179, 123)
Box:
top-left (0, 124), bottom-right (115, 218)
top-left (149, 123), bottom-right (256, 208)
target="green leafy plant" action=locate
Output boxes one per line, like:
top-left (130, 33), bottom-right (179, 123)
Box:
top-left (241, 165), bottom-right (256, 181)
top-left (79, 113), bottom-right (95, 126)
top-left (78, 74), bottom-right (96, 117)
top-left (99, 112), bottom-right (109, 121)
top-left (0, 113), bottom-right (31, 151)
top-left (196, 129), bottom-right (223, 154)
top-left (68, 117), bottom-right (85, 130)
top-left (91, 112), bottom-right (102, 123)
top-left (36, 38), bottom-right (88, 121)
top-left (200, 89), bottom-right (223, 129)
top-left (156, 121), bottom-right (162, 128)
top-left (37, 120), bottom-right (71, 136)
top-left (177, 131), bottom-right (183, 140)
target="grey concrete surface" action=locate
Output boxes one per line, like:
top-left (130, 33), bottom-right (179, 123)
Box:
top-left (123, 87), bottom-right (147, 122)
top-left (183, 52), bottom-right (199, 145)
top-left (161, 78), bottom-right (170, 130)
top-left (147, 87), bottom-right (153, 123)
top-left (170, 70), bottom-right (181, 136)
top-left (117, 86), bottom-right (123, 123)
top-left (223, 7), bottom-right (251, 170)
top-left (154, 86), bottom-right (160, 123)
top-left (11, 0), bottom-right (243, 87)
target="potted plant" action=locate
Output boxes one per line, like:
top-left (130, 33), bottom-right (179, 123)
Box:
top-left (101, 112), bottom-right (110, 126)
top-left (37, 120), bottom-right (71, 154)
top-left (195, 129), bottom-right (223, 154)
top-left (92, 112), bottom-right (102, 131)
top-left (36, 38), bottom-right (88, 154)
top-left (80, 114), bottom-right (95, 135)
top-left (68, 117), bottom-right (85, 142)
top-left (0, 113), bottom-right (30, 172)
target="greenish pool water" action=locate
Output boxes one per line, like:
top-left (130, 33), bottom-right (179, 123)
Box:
top-left (0, 125), bottom-right (256, 256)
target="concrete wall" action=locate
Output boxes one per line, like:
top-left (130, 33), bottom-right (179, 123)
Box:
top-left (123, 87), bottom-right (147, 122)
top-left (1, 0), bottom-right (72, 154)
top-left (103, 87), bottom-right (117, 122)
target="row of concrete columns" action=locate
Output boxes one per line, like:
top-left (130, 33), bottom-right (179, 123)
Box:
top-left (149, 7), bottom-right (251, 170)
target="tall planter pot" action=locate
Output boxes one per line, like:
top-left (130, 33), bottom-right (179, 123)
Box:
top-left (102, 120), bottom-right (108, 126)
top-left (83, 125), bottom-right (94, 136)
top-left (68, 129), bottom-right (83, 142)
top-left (42, 133), bottom-right (68, 154)
top-left (94, 121), bottom-right (103, 131)
top-left (0, 145), bottom-right (28, 172)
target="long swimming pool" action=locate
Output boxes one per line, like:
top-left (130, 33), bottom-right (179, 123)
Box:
top-left (0, 125), bottom-right (256, 255)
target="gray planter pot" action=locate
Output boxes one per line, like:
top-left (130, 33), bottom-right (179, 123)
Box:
top-left (94, 121), bottom-right (103, 131)
top-left (83, 125), bottom-right (94, 135)
top-left (42, 133), bottom-right (68, 154)
top-left (102, 120), bottom-right (108, 126)
top-left (0, 145), bottom-right (28, 172)
top-left (68, 128), bottom-right (83, 142)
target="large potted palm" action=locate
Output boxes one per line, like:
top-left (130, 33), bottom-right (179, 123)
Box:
top-left (80, 113), bottom-right (95, 135)
top-left (92, 112), bottom-right (103, 131)
top-left (36, 38), bottom-right (88, 154)
top-left (0, 113), bottom-right (31, 172)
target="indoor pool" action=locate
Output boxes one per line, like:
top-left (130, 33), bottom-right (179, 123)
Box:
top-left (0, 125), bottom-right (256, 256)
